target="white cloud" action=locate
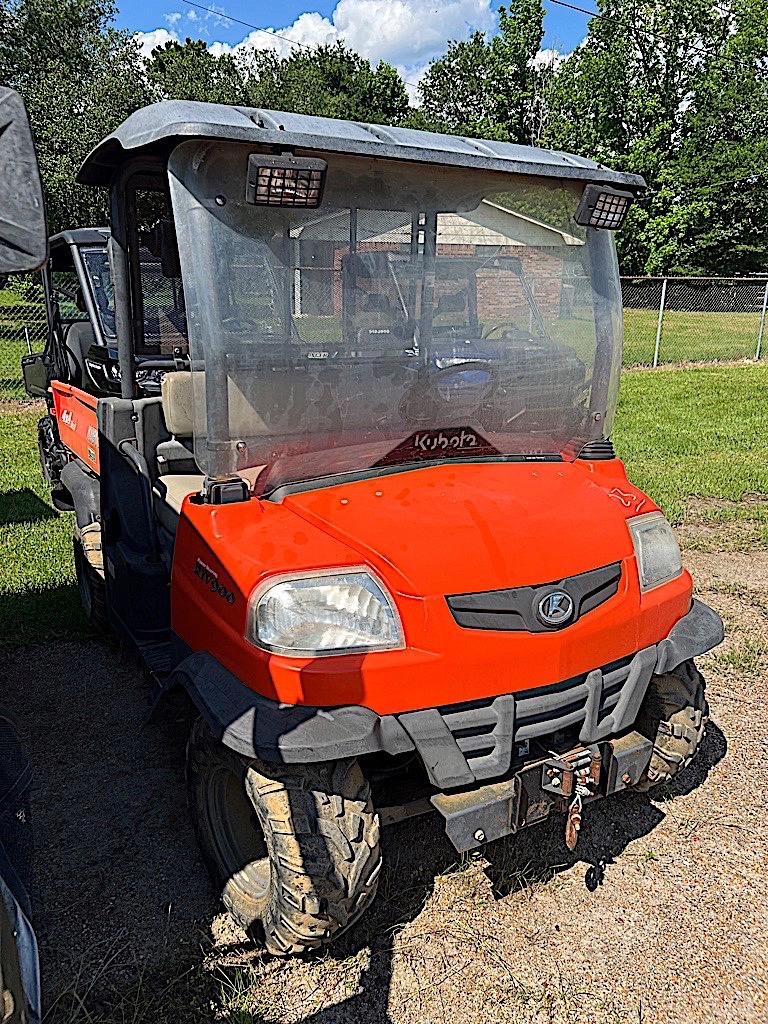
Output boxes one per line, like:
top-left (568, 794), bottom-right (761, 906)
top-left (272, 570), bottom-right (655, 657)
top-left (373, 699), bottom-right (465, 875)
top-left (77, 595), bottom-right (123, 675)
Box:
top-left (135, 28), bottom-right (178, 59)
top-left (333, 0), bottom-right (495, 68)
top-left (165, 12), bottom-right (182, 27)
top-left (214, 12), bottom-right (340, 60)
top-left (146, 1), bottom-right (497, 78)
top-left (532, 47), bottom-right (568, 70)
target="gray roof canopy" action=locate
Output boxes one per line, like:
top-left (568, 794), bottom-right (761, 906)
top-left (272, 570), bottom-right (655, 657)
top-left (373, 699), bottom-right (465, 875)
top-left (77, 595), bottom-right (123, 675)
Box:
top-left (50, 227), bottom-right (109, 247)
top-left (78, 100), bottom-right (645, 191)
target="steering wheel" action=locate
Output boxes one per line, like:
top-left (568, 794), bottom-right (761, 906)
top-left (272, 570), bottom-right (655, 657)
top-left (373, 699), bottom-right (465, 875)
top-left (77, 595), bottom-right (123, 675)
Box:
top-left (399, 362), bottom-right (496, 424)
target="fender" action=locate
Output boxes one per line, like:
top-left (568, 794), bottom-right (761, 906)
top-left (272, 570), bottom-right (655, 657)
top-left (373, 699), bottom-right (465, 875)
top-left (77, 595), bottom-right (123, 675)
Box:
top-left (162, 649), bottom-right (414, 764)
top-left (60, 460), bottom-right (100, 530)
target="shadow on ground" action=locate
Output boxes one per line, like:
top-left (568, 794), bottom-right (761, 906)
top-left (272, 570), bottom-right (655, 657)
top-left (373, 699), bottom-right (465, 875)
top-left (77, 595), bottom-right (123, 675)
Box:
top-left (0, 584), bottom-right (85, 647)
top-left (2, 632), bottom-right (727, 1024)
top-left (214, 722), bottom-right (728, 1024)
top-left (0, 487), bottom-right (59, 525)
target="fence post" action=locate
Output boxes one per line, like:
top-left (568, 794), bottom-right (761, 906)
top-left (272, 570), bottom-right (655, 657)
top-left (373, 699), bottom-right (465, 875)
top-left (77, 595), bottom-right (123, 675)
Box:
top-left (756, 280), bottom-right (768, 360)
top-left (653, 277), bottom-right (668, 367)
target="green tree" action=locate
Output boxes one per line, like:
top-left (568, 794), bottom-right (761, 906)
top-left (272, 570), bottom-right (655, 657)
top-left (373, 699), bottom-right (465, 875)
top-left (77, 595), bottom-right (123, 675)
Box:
top-left (146, 38), bottom-right (249, 105)
top-left (417, 1), bottom-right (547, 143)
top-left (0, 0), bottom-right (149, 233)
top-left (243, 42), bottom-right (409, 125)
top-left (662, 0), bottom-right (768, 274)
top-left (542, 0), bottom-right (768, 274)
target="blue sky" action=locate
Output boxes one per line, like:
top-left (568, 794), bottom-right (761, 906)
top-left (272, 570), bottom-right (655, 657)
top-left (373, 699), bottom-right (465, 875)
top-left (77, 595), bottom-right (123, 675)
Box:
top-left (114, 1), bottom-right (590, 89)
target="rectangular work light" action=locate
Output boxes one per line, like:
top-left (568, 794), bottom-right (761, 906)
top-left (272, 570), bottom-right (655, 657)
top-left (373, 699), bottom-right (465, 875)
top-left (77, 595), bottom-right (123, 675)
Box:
top-left (575, 184), bottom-right (635, 230)
top-left (246, 153), bottom-right (327, 208)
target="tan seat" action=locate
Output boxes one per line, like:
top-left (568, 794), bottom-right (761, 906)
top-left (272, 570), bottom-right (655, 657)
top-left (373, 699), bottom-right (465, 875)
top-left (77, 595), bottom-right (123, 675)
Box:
top-left (161, 371), bottom-right (196, 438)
top-left (160, 370), bottom-right (279, 439)
top-left (153, 474), bottom-right (205, 514)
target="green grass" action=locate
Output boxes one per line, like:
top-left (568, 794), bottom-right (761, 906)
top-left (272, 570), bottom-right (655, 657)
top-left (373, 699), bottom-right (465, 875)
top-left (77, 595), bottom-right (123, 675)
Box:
top-left (0, 293), bottom-right (46, 399)
top-left (1, 362), bottom-right (766, 647)
top-left (0, 408), bottom-right (87, 645)
top-left (614, 362), bottom-right (768, 522)
top-left (623, 308), bottom-right (763, 365)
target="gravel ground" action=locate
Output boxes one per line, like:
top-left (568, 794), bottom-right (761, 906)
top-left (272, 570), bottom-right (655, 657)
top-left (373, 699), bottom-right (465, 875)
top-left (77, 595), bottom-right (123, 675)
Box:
top-left (4, 519), bottom-right (767, 1024)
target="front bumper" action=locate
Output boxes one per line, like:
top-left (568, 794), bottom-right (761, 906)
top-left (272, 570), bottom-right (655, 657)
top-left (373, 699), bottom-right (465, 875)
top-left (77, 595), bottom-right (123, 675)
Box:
top-left (432, 729), bottom-right (654, 852)
top-left (169, 599), bottom-right (723, 782)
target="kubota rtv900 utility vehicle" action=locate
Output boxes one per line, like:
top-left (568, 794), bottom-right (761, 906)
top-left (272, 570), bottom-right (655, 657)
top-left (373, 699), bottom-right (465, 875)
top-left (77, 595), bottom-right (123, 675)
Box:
top-left (24, 102), bottom-right (724, 954)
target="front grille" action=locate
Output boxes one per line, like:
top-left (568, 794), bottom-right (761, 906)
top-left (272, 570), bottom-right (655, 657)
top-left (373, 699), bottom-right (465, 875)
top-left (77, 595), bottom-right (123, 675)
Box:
top-left (398, 648), bottom-right (656, 789)
top-left (446, 561), bottom-right (621, 632)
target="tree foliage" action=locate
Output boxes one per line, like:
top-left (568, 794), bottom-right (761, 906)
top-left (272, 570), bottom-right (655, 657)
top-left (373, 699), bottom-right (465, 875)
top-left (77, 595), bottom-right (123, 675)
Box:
top-left (542, 0), bottom-right (768, 274)
top-left (0, 0), bottom-right (149, 232)
top-left (242, 42), bottom-right (409, 125)
top-left (2, 0), bottom-right (766, 275)
top-left (146, 38), bottom-right (248, 105)
top-left (417, 2), bottom-right (547, 144)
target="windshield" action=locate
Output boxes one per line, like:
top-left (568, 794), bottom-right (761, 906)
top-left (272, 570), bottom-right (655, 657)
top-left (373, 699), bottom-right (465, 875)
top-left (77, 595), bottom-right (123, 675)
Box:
top-left (81, 243), bottom-right (188, 354)
top-left (168, 142), bottom-right (623, 492)
top-left (80, 247), bottom-right (115, 337)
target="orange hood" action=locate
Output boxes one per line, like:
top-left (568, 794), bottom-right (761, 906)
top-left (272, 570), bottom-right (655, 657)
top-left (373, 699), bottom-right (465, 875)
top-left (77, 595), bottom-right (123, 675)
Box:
top-left (281, 460), bottom-right (656, 597)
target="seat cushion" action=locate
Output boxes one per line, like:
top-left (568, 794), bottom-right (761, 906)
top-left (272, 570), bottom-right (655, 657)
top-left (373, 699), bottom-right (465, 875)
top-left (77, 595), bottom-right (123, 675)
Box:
top-left (152, 468), bottom-right (265, 534)
top-left (152, 473), bottom-right (205, 535)
top-left (161, 371), bottom-right (196, 438)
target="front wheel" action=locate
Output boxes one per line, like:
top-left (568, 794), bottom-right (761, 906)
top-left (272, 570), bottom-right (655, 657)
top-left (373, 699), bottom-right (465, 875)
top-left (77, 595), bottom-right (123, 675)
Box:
top-left (186, 718), bottom-right (381, 955)
top-left (636, 659), bottom-right (708, 791)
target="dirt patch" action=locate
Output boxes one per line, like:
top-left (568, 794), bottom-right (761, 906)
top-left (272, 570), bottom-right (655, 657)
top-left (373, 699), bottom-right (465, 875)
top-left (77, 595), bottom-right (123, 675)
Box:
top-left (4, 537), bottom-right (767, 1023)
top-left (0, 398), bottom-right (44, 414)
top-left (677, 495), bottom-right (768, 553)
top-left (4, 640), bottom-right (214, 1013)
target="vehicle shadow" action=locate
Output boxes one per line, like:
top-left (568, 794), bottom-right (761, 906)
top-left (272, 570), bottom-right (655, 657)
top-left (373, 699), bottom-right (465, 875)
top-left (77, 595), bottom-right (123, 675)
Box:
top-left (486, 720), bottom-right (727, 898)
top-left (0, 583), bottom-right (87, 647)
top-left (217, 720), bottom-right (727, 1024)
top-left (0, 486), bottom-right (59, 525)
top-left (3, 639), bottom-right (216, 1021)
top-left (7, 616), bottom-right (725, 1024)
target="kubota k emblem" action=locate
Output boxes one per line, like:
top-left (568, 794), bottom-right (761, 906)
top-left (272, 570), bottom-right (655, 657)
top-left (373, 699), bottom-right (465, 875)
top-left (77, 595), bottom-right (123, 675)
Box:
top-left (537, 590), bottom-right (574, 627)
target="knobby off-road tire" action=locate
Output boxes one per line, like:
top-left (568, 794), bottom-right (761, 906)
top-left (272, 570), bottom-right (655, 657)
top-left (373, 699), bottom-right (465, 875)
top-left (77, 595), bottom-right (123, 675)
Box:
top-left (636, 659), bottom-right (708, 791)
top-left (73, 523), bottom-right (108, 630)
top-left (187, 717), bottom-right (381, 955)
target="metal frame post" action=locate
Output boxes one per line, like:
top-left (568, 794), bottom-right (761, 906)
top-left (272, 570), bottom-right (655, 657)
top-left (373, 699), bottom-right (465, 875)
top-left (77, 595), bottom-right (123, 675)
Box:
top-left (653, 277), bottom-right (667, 368)
top-left (756, 279), bottom-right (768, 360)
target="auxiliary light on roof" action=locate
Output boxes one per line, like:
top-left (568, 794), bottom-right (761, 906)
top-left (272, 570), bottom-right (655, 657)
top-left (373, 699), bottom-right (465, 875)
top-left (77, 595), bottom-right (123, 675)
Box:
top-left (246, 153), bottom-right (327, 208)
top-left (575, 184), bottom-right (635, 230)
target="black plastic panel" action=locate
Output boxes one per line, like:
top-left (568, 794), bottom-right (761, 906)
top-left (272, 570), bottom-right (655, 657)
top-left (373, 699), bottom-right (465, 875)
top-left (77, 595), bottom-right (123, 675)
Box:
top-left (446, 561), bottom-right (622, 632)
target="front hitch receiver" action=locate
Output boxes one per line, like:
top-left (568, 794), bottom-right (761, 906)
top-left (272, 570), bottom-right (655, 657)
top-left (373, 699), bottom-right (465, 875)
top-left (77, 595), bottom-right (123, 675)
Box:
top-left (431, 732), bottom-right (652, 855)
top-left (541, 746), bottom-right (602, 849)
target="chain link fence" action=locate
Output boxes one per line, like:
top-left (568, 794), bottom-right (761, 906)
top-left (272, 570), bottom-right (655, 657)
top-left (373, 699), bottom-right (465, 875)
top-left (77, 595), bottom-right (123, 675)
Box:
top-left (0, 274), bottom-right (47, 401)
top-left (2, 273), bottom-right (767, 400)
top-left (622, 276), bottom-right (768, 366)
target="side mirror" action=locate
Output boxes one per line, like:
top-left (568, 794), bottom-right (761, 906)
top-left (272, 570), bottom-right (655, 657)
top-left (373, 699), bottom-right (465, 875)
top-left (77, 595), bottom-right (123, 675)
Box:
top-left (0, 88), bottom-right (48, 274)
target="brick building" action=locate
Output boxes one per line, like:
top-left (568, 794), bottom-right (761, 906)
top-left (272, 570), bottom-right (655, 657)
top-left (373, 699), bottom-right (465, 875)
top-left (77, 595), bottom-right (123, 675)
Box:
top-left (288, 200), bottom-right (583, 332)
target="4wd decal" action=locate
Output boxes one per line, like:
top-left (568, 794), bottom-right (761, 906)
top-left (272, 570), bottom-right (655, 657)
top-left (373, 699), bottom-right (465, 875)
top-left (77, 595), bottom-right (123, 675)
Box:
top-left (375, 426), bottom-right (500, 467)
top-left (194, 558), bottom-right (236, 605)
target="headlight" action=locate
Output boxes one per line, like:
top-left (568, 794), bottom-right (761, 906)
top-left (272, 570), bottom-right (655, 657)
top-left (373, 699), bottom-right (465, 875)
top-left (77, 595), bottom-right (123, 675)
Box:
top-left (247, 569), bottom-right (404, 656)
top-left (628, 512), bottom-right (683, 591)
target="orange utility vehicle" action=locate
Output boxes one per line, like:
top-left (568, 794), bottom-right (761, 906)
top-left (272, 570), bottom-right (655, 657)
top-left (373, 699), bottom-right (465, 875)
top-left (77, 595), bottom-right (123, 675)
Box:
top-left (24, 102), bottom-right (723, 954)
